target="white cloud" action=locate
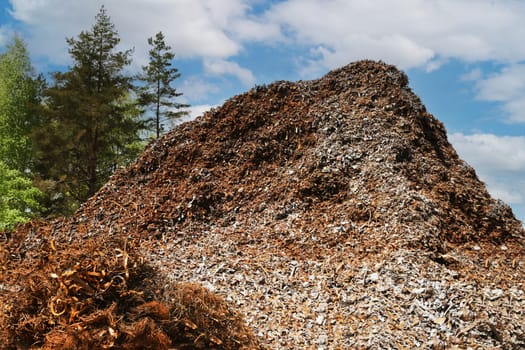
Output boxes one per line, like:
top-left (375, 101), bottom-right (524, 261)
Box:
top-left (187, 104), bottom-right (216, 120)
top-left (449, 133), bottom-right (525, 215)
top-left (264, 0), bottom-right (525, 71)
top-left (0, 26), bottom-right (13, 47)
top-left (114, 0), bottom-right (242, 60)
top-left (169, 104), bottom-right (216, 127)
top-left (488, 182), bottom-right (525, 205)
top-left (4, 0), bottom-right (250, 68)
top-left (204, 59), bottom-right (255, 86)
top-left (476, 65), bottom-right (525, 102)
top-left (8, 0), bottom-right (104, 63)
top-left (230, 16), bottom-right (282, 42)
top-left (8, 0), bottom-right (525, 82)
top-left (450, 133), bottom-right (525, 173)
top-left (460, 67), bottom-right (483, 82)
top-left (474, 64), bottom-right (525, 123)
top-left (7, 0), bottom-right (278, 67)
top-left (180, 76), bottom-right (220, 102)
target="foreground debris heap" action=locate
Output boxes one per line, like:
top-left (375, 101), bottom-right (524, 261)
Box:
top-left (0, 222), bottom-right (261, 349)
top-left (1, 60), bottom-right (524, 349)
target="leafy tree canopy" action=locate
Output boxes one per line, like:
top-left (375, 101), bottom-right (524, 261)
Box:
top-left (0, 35), bottom-right (42, 172)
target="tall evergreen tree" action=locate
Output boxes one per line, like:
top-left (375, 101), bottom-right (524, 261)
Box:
top-left (33, 6), bottom-right (144, 213)
top-left (137, 31), bottom-right (188, 138)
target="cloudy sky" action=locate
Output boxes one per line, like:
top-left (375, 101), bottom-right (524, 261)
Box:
top-left (1, 0), bottom-right (525, 223)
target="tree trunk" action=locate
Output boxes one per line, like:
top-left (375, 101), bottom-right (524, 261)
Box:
top-left (87, 120), bottom-right (98, 198)
top-left (156, 78), bottom-right (161, 139)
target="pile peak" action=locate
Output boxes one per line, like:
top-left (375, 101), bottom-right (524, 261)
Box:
top-left (78, 59), bottom-right (520, 253)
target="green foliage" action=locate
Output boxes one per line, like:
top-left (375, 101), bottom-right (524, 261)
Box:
top-left (0, 36), bottom-right (47, 224)
top-left (33, 6), bottom-right (145, 214)
top-left (0, 35), bottom-right (42, 171)
top-left (0, 161), bottom-right (42, 230)
top-left (137, 31), bottom-right (188, 138)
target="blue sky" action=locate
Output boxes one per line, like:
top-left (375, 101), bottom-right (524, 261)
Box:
top-left (1, 0), bottom-right (525, 224)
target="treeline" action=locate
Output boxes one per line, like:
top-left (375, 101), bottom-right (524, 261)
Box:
top-left (0, 6), bottom-right (188, 228)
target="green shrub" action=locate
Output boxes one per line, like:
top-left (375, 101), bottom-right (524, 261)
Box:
top-left (0, 161), bottom-right (42, 230)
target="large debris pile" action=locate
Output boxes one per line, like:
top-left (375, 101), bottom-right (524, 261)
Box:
top-left (1, 60), bottom-right (524, 349)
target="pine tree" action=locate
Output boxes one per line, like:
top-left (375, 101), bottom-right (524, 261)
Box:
top-left (137, 31), bottom-right (188, 138)
top-left (33, 6), bottom-right (144, 214)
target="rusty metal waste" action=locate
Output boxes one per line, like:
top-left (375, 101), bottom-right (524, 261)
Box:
top-left (1, 60), bottom-right (523, 349)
